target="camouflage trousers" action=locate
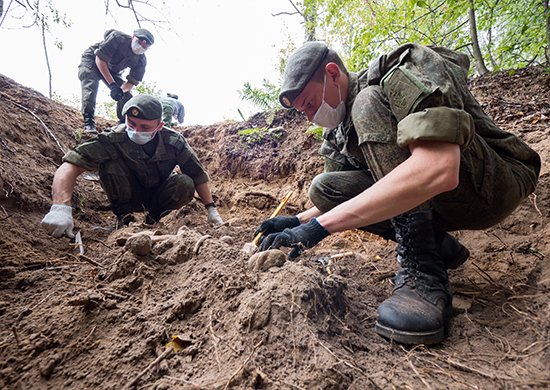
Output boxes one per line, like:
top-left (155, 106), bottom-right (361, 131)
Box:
top-left (98, 160), bottom-right (195, 220)
top-left (78, 64), bottom-right (133, 122)
top-left (162, 104), bottom-right (175, 127)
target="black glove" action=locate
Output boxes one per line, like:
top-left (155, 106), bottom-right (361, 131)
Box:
top-left (254, 215), bottom-right (300, 238)
top-left (108, 83), bottom-right (124, 101)
top-left (259, 218), bottom-right (329, 259)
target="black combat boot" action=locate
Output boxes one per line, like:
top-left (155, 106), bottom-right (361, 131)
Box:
top-left (83, 111), bottom-right (97, 134)
top-left (374, 209), bottom-right (452, 345)
top-left (435, 230), bottom-right (470, 269)
top-left (370, 227), bottom-right (469, 269)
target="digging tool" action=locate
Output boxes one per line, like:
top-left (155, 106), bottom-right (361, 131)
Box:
top-left (70, 230), bottom-right (85, 255)
top-left (242, 190), bottom-right (293, 256)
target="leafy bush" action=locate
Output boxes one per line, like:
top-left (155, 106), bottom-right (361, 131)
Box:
top-left (237, 127), bottom-right (286, 146)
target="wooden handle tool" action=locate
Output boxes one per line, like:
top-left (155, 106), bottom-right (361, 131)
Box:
top-left (252, 190), bottom-right (293, 247)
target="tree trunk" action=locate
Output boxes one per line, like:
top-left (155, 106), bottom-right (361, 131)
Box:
top-left (545, 0), bottom-right (550, 64)
top-left (40, 16), bottom-right (53, 98)
top-left (468, 0), bottom-right (489, 75)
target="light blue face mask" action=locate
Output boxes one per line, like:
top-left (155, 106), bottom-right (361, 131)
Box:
top-left (125, 124), bottom-right (157, 145)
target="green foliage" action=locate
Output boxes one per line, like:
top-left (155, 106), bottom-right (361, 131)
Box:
top-left (97, 100), bottom-right (118, 121)
top-left (73, 128), bottom-right (84, 143)
top-left (239, 80), bottom-right (280, 111)
top-left (135, 81), bottom-right (164, 99)
top-left (474, 0), bottom-right (546, 69)
top-left (306, 125), bottom-right (324, 141)
top-left (306, 0), bottom-right (547, 74)
top-left (237, 127), bottom-right (285, 146)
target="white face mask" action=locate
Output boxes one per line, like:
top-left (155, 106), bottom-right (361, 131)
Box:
top-left (312, 74), bottom-right (346, 129)
top-left (125, 124), bottom-right (158, 145)
top-left (131, 38), bottom-right (147, 55)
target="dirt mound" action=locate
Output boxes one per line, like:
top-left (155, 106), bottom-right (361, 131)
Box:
top-left (0, 67), bottom-right (549, 389)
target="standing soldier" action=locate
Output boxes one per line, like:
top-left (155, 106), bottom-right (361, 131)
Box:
top-left (78, 28), bottom-right (154, 134)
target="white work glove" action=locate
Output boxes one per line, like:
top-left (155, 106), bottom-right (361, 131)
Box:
top-left (207, 206), bottom-right (224, 225)
top-left (41, 204), bottom-right (74, 238)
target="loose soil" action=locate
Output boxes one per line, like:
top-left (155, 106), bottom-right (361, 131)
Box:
top-left (0, 67), bottom-right (549, 389)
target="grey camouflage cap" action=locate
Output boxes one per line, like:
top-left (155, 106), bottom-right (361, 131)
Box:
top-left (122, 95), bottom-right (162, 120)
top-left (279, 41), bottom-right (329, 108)
top-left (133, 28), bottom-right (155, 45)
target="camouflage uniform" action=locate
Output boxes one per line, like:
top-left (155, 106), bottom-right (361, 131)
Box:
top-left (63, 125), bottom-right (209, 219)
top-left (161, 97), bottom-right (185, 127)
top-left (310, 43), bottom-right (540, 235)
top-left (78, 29), bottom-right (147, 121)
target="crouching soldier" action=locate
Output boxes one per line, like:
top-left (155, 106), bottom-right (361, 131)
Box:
top-left (41, 95), bottom-right (223, 237)
top-left (254, 42), bottom-right (540, 345)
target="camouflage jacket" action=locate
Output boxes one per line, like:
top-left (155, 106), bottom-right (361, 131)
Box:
top-left (319, 43), bottom-right (540, 186)
top-left (79, 29), bottom-right (146, 86)
top-left (63, 126), bottom-right (209, 189)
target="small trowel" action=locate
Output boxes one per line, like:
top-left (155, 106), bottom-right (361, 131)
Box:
top-left (242, 190), bottom-right (293, 256)
top-left (73, 231), bottom-right (85, 255)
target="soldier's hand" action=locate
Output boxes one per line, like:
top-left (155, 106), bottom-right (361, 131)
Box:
top-left (259, 218), bottom-right (329, 259)
top-left (254, 215), bottom-right (300, 238)
top-left (108, 83), bottom-right (124, 101)
top-left (41, 204), bottom-right (74, 238)
top-left (207, 206), bottom-right (224, 225)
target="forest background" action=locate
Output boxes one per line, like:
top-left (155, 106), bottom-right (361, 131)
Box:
top-left (0, 0), bottom-right (549, 124)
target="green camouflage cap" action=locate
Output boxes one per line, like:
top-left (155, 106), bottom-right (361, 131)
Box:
top-left (122, 95), bottom-right (162, 120)
top-left (133, 28), bottom-right (154, 45)
top-left (279, 41), bottom-right (329, 108)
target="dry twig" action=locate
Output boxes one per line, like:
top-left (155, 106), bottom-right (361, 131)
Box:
top-left (223, 340), bottom-right (263, 390)
top-left (528, 193), bottom-right (542, 217)
top-left (69, 253), bottom-right (105, 269)
top-left (125, 348), bottom-right (174, 389)
top-left (406, 358), bottom-right (432, 390)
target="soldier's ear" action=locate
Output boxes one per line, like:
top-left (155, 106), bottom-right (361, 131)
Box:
top-left (325, 62), bottom-right (341, 83)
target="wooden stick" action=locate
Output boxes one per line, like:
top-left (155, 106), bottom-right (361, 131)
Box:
top-left (252, 191), bottom-right (293, 246)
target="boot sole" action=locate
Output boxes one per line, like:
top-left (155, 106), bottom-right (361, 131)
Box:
top-left (374, 321), bottom-right (445, 345)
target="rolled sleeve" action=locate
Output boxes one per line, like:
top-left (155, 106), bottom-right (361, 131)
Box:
top-left (61, 137), bottom-right (115, 171)
top-left (397, 107), bottom-right (474, 149)
top-left (62, 150), bottom-right (99, 171)
top-left (176, 146), bottom-right (210, 185)
top-left (179, 154), bottom-right (210, 184)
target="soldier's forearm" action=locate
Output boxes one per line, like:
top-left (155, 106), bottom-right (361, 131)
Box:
top-left (51, 163), bottom-right (86, 205)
